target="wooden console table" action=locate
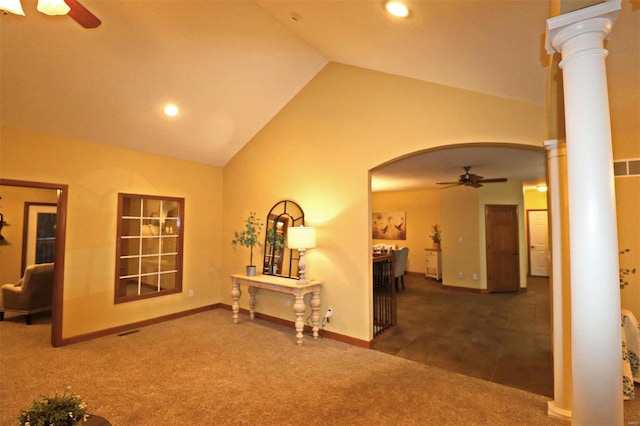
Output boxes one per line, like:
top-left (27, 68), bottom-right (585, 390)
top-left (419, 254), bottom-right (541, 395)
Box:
top-left (231, 274), bottom-right (323, 345)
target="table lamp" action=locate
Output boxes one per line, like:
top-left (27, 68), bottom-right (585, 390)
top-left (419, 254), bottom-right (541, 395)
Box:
top-left (287, 225), bottom-right (316, 284)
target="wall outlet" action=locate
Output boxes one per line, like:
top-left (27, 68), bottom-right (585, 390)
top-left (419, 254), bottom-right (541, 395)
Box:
top-left (458, 272), bottom-right (464, 279)
top-left (472, 273), bottom-right (478, 281)
top-left (188, 289), bottom-right (194, 297)
top-left (325, 307), bottom-right (333, 323)
top-left (285, 298), bottom-right (290, 306)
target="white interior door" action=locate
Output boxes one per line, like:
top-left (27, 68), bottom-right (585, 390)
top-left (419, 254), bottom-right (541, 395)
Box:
top-left (528, 210), bottom-right (549, 277)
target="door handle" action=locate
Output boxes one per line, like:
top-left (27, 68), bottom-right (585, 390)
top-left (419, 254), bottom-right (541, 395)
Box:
top-left (512, 252), bottom-right (518, 255)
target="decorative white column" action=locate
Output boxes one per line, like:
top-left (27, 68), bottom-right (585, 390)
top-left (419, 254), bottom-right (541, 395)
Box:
top-left (544, 139), bottom-right (572, 420)
top-left (546, 1), bottom-right (623, 424)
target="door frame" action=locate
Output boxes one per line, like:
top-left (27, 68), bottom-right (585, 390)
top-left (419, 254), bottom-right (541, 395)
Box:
top-left (1, 178), bottom-right (67, 347)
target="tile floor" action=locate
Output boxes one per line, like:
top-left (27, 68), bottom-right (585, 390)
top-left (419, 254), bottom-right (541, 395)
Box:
top-left (373, 273), bottom-right (553, 397)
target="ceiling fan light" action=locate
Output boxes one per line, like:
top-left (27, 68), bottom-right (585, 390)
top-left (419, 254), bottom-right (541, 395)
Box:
top-left (37, 0), bottom-right (70, 16)
top-left (0, 0), bottom-right (25, 16)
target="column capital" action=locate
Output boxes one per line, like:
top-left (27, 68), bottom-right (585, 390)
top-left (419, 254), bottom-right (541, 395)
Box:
top-left (545, 0), bottom-right (621, 55)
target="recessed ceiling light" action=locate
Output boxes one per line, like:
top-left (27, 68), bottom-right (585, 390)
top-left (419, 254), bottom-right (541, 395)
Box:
top-left (163, 103), bottom-right (179, 117)
top-left (385, 1), bottom-right (409, 18)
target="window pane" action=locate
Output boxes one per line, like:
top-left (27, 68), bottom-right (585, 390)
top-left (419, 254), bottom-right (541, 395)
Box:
top-left (161, 236), bottom-right (177, 253)
top-left (144, 199), bottom-right (161, 218)
top-left (120, 237), bottom-right (140, 256)
top-left (118, 278), bottom-right (138, 297)
top-left (122, 197), bottom-right (142, 217)
top-left (160, 272), bottom-right (177, 290)
top-left (121, 218), bottom-right (141, 237)
top-left (160, 254), bottom-right (177, 272)
top-left (163, 218), bottom-right (179, 235)
top-left (141, 255), bottom-right (160, 273)
top-left (120, 257), bottom-right (140, 276)
top-left (142, 239), bottom-right (160, 255)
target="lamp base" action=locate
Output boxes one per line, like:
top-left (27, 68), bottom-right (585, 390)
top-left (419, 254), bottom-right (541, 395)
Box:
top-left (297, 249), bottom-right (307, 284)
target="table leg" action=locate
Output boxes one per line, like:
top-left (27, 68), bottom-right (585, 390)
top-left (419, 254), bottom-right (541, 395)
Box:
top-left (293, 292), bottom-right (306, 345)
top-left (310, 287), bottom-right (321, 339)
top-left (248, 286), bottom-right (257, 320)
top-left (231, 279), bottom-right (241, 324)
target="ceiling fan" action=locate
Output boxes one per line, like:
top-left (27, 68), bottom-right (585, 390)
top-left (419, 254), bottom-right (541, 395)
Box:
top-left (437, 166), bottom-right (508, 189)
top-left (0, 0), bottom-right (101, 28)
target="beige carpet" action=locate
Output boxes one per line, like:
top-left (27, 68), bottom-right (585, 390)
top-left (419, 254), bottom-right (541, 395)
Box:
top-left (1, 309), bottom-right (638, 425)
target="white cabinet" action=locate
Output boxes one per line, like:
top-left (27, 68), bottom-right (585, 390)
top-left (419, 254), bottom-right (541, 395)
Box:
top-left (424, 248), bottom-right (442, 280)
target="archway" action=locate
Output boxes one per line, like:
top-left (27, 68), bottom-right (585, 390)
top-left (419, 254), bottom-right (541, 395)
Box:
top-left (369, 142), bottom-right (552, 396)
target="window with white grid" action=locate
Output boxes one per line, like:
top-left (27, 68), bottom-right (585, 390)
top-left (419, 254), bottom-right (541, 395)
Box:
top-left (115, 194), bottom-right (184, 303)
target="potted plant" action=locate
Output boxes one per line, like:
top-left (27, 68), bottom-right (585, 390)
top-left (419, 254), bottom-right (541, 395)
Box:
top-left (620, 248), bottom-right (637, 289)
top-left (19, 388), bottom-right (89, 426)
top-left (430, 224), bottom-right (441, 249)
top-left (231, 211), bottom-right (263, 276)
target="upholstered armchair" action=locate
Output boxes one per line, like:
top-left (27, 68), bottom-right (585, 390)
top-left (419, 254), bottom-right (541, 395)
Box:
top-left (0, 263), bottom-right (55, 325)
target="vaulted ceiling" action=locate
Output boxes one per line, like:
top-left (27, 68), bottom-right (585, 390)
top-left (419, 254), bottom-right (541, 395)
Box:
top-left (1, 1), bottom-right (638, 190)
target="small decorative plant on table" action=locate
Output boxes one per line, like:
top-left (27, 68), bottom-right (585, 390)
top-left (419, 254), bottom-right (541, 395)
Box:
top-left (231, 211), bottom-right (264, 276)
top-left (18, 387), bottom-right (88, 426)
top-left (430, 224), bottom-right (441, 249)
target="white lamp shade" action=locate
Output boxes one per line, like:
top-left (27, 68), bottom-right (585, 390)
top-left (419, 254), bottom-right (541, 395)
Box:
top-left (0, 0), bottom-right (25, 15)
top-left (37, 0), bottom-right (70, 15)
top-left (287, 226), bottom-right (316, 250)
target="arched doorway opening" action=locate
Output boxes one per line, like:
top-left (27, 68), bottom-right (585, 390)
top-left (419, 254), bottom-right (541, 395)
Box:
top-left (369, 142), bottom-right (552, 396)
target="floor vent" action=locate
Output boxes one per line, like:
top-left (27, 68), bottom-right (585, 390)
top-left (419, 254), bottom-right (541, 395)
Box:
top-left (614, 158), bottom-right (640, 177)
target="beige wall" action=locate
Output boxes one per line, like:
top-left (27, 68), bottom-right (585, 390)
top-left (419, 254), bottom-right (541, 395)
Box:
top-left (1, 62), bottom-right (547, 343)
top-left (439, 179), bottom-right (528, 291)
top-left (441, 185), bottom-right (481, 288)
top-left (223, 62), bottom-right (546, 341)
top-left (0, 186), bottom-right (58, 284)
top-left (0, 127), bottom-right (224, 338)
top-left (613, 130), bottom-right (640, 317)
top-left (371, 189), bottom-right (441, 274)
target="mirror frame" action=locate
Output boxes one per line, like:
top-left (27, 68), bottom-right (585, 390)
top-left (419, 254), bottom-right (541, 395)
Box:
top-left (262, 200), bottom-right (304, 279)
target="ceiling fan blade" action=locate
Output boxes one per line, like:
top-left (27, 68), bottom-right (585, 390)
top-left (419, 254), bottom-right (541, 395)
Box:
top-left (66, 0), bottom-right (101, 28)
top-left (438, 183), bottom-right (462, 189)
top-left (477, 178), bottom-right (508, 183)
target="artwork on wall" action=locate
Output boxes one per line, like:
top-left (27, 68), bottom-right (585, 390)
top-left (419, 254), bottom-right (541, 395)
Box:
top-left (372, 211), bottom-right (406, 240)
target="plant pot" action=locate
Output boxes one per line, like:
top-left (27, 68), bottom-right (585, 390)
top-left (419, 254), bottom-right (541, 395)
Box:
top-left (432, 242), bottom-right (440, 250)
top-left (246, 265), bottom-right (257, 276)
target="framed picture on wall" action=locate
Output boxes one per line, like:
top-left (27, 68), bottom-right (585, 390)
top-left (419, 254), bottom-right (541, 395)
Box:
top-left (372, 211), bottom-right (406, 240)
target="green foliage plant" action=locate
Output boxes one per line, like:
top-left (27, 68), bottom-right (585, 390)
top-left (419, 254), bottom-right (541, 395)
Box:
top-left (18, 388), bottom-right (88, 426)
top-left (231, 212), bottom-right (264, 266)
top-left (620, 248), bottom-right (637, 289)
top-left (429, 224), bottom-right (442, 244)
top-left (266, 227), bottom-right (286, 250)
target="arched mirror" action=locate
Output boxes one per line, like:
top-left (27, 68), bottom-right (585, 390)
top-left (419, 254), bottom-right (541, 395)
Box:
top-left (263, 200), bottom-right (304, 279)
